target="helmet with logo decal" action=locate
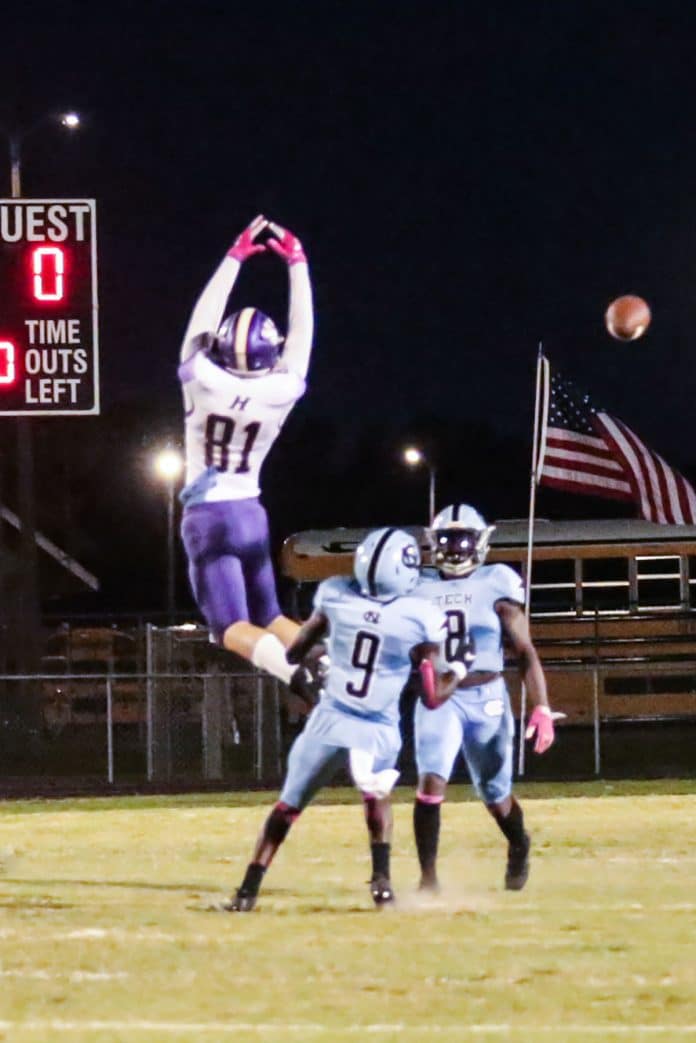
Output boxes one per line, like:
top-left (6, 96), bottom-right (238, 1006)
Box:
top-left (430, 504), bottom-right (496, 577)
top-left (354, 527), bottom-right (421, 600)
top-left (211, 307), bottom-right (282, 376)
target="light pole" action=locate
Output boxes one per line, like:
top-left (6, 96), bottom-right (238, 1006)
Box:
top-left (4, 111), bottom-right (81, 197)
top-left (1, 110), bottom-right (81, 678)
top-left (154, 448), bottom-right (184, 624)
top-left (402, 446), bottom-right (436, 526)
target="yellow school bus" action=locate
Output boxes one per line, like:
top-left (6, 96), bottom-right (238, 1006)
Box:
top-left (280, 518), bottom-right (696, 729)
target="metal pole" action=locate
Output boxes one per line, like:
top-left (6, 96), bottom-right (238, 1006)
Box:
top-left (255, 672), bottom-right (264, 782)
top-left (9, 136), bottom-right (21, 197)
top-left (166, 478), bottom-right (175, 623)
top-left (517, 681), bottom-right (527, 776)
top-left (146, 623), bottom-right (154, 780)
top-left (10, 134), bottom-right (41, 709)
top-left (428, 467), bottom-right (436, 526)
top-left (593, 666), bottom-right (601, 776)
top-left (106, 676), bottom-right (114, 784)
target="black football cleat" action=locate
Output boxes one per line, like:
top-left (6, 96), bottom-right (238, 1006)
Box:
top-left (222, 887), bottom-right (258, 912)
top-left (505, 832), bottom-right (531, 891)
top-left (370, 874), bottom-right (395, 907)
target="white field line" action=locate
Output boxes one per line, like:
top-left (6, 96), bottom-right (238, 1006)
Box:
top-left (1, 1021), bottom-right (696, 1035)
top-left (0, 970), bottom-right (127, 981)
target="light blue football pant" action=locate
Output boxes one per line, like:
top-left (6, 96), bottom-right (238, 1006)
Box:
top-left (414, 676), bottom-right (514, 804)
top-left (280, 701), bottom-right (402, 811)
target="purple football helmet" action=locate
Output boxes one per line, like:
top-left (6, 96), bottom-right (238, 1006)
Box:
top-left (213, 308), bottom-right (282, 375)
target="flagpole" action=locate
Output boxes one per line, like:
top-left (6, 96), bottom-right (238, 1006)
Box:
top-left (518, 343), bottom-right (547, 776)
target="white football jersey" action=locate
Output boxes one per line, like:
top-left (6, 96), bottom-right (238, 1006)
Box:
top-left (415, 563), bottom-right (524, 674)
top-left (179, 351), bottom-right (305, 502)
top-left (314, 576), bottom-right (447, 724)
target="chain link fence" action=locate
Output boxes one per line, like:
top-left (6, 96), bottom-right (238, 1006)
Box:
top-left (0, 622), bottom-right (695, 792)
top-left (0, 623), bottom-right (311, 792)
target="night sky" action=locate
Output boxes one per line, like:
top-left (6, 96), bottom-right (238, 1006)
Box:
top-left (2, 2), bottom-right (696, 615)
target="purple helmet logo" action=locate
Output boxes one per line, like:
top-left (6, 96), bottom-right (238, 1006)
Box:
top-left (214, 308), bottom-right (282, 375)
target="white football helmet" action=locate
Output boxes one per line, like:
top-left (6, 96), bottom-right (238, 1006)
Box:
top-left (354, 527), bottom-right (421, 600)
top-left (430, 504), bottom-right (496, 577)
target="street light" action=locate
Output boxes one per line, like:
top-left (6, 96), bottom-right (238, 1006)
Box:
top-left (3, 110), bottom-right (81, 197)
top-left (402, 445), bottom-right (436, 526)
top-left (154, 448), bottom-right (184, 624)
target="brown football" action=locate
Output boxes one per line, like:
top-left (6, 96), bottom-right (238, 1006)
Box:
top-left (605, 295), bottom-right (651, 341)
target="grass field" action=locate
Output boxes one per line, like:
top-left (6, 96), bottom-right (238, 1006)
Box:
top-left (1, 780), bottom-right (695, 1043)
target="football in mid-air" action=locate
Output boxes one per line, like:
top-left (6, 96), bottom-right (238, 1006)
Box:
top-left (604, 295), bottom-right (651, 341)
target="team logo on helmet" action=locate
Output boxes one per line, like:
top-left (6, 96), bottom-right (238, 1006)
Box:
top-left (354, 527), bottom-right (421, 601)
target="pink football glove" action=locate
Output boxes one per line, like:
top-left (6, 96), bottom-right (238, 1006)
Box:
top-left (525, 705), bottom-right (555, 754)
top-left (227, 214), bottom-right (268, 262)
top-left (266, 221), bottom-right (307, 265)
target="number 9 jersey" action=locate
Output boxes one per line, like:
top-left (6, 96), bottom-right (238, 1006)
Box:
top-left (314, 576), bottom-right (447, 725)
top-left (178, 350), bottom-right (305, 504)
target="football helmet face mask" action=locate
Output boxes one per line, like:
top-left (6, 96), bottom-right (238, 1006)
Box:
top-left (430, 504), bottom-right (496, 578)
top-left (212, 307), bottom-right (282, 376)
top-left (354, 527), bottom-right (421, 601)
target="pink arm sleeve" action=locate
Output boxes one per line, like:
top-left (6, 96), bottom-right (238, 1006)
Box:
top-left (418, 658), bottom-right (438, 710)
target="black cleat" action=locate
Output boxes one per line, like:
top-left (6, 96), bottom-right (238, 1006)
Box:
top-left (222, 887), bottom-right (258, 912)
top-left (370, 873), bottom-right (395, 907)
top-left (505, 832), bottom-right (531, 891)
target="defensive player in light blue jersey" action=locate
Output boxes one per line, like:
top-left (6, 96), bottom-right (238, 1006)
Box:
top-left (178, 215), bottom-right (316, 699)
top-left (412, 504), bottom-right (556, 892)
top-left (226, 527), bottom-right (467, 912)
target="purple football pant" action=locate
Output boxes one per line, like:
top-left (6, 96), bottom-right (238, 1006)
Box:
top-left (181, 498), bottom-right (281, 642)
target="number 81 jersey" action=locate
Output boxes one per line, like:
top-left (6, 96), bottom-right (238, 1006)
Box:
top-left (414, 564), bottom-right (525, 674)
top-left (179, 350), bottom-right (305, 503)
top-left (314, 576), bottom-right (447, 725)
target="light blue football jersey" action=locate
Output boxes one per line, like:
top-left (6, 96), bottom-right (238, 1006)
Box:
top-left (414, 564), bottom-right (524, 674)
top-left (314, 576), bottom-right (447, 725)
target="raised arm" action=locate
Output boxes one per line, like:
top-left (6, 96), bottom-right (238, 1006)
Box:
top-left (267, 221), bottom-right (314, 380)
top-left (179, 215), bottom-right (268, 363)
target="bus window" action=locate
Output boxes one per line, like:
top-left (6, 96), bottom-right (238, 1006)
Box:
top-left (582, 557), bottom-right (630, 614)
top-left (527, 559), bottom-right (576, 615)
top-left (636, 555), bottom-right (683, 610)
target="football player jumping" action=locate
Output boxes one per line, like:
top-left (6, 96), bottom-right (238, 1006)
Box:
top-left (178, 215), bottom-right (315, 696)
top-left (226, 527), bottom-right (468, 912)
top-left (412, 504), bottom-right (555, 892)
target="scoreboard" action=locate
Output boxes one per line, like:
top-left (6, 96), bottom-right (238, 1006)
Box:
top-left (0, 199), bottom-right (99, 415)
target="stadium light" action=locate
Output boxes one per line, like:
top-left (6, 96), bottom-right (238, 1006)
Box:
top-left (402, 445), bottom-right (436, 526)
top-left (153, 447), bottom-right (184, 623)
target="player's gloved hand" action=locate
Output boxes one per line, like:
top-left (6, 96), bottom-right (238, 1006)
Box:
top-left (525, 705), bottom-right (555, 754)
top-left (445, 635), bottom-right (476, 688)
top-left (266, 221), bottom-right (307, 265)
top-left (227, 214), bottom-right (268, 261)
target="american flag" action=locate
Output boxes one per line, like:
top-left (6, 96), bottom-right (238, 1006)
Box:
top-left (537, 359), bottom-right (696, 525)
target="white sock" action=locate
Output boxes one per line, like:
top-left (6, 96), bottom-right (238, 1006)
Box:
top-left (251, 633), bottom-right (294, 684)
